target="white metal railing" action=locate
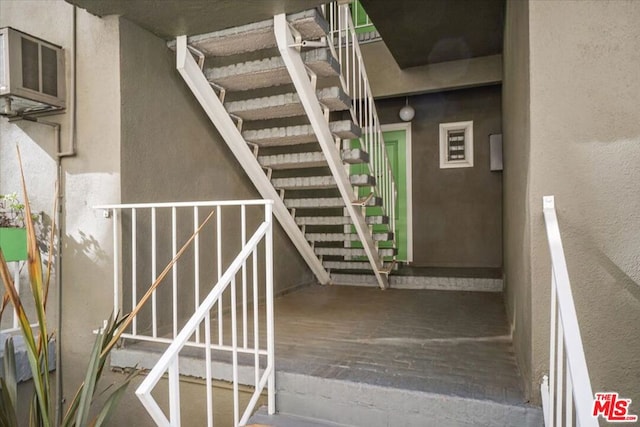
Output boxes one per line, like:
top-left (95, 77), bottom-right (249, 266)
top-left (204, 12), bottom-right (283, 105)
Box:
top-left (323, 2), bottom-right (398, 240)
top-left (95, 200), bottom-right (275, 426)
top-left (540, 196), bottom-right (597, 427)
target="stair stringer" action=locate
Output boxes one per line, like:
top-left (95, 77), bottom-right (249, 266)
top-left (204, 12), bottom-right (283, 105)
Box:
top-left (273, 15), bottom-right (389, 290)
top-left (175, 35), bottom-right (331, 285)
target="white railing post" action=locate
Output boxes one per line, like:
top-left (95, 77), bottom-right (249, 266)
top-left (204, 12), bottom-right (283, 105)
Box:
top-left (541, 196), bottom-right (598, 427)
top-left (265, 202), bottom-right (275, 415)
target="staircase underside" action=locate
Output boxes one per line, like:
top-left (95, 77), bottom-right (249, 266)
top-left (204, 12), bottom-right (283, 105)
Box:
top-left (173, 7), bottom-right (396, 288)
top-left (113, 285), bottom-right (542, 427)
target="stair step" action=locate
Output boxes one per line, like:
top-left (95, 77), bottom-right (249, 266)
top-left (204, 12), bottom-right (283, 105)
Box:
top-left (295, 215), bottom-right (389, 226)
top-left (248, 406), bottom-right (350, 427)
top-left (315, 247), bottom-right (396, 257)
top-left (243, 120), bottom-right (361, 147)
top-left (226, 86), bottom-right (350, 120)
top-left (323, 260), bottom-right (398, 271)
top-left (271, 174), bottom-right (374, 190)
top-left (169, 9), bottom-right (328, 56)
top-left (206, 49), bottom-right (340, 91)
top-left (306, 232), bottom-right (393, 242)
top-left (258, 148), bottom-right (368, 169)
top-left (285, 196), bottom-right (382, 209)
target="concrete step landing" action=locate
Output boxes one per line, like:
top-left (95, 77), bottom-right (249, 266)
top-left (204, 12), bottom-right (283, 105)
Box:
top-left (243, 121), bottom-right (360, 147)
top-left (258, 148), bottom-right (368, 170)
top-left (168, 9), bottom-right (328, 56)
top-left (271, 174), bottom-right (374, 190)
top-left (273, 372), bottom-right (542, 427)
top-left (246, 407), bottom-right (350, 427)
top-left (226, 86), bottom-right (350, 120)
top-left (284, 196), bottom-right (382, 209)
top-left (295, 215), bottom-right (389, 226)
top-left (206, 48), bottom-right (340, 91)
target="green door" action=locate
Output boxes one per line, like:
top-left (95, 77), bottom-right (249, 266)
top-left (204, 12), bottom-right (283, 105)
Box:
top-left (381, 129), bottom-right (410, 261)
top-left (351, 126), bottom-right (411, 262)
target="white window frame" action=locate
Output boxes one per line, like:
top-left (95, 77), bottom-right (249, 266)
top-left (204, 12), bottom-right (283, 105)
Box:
top-left (439, 120), bottom-right (474, 169)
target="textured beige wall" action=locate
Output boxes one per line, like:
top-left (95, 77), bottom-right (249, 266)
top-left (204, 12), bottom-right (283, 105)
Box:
top-left (502, 0), bottom-right (533, 399)
top-left (1, 0), bottom-right (123, 422)
top-left (527, 0), bottom-right (640, 407)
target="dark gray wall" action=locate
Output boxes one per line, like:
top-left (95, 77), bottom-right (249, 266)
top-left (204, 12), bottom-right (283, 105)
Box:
top-left (118, 17), bottom-right (314, 326)
top-left (376, 85), bottom-right (503, 269)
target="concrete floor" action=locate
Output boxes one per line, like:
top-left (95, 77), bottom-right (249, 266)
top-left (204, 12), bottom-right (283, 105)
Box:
top-left (267, 284), bottom-right (524, 405)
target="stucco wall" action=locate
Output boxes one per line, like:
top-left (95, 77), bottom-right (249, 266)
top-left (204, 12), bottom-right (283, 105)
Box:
top-left (502, 0), bottom-right (532, 399)
top-left (1, 0), bottom-right (123, 422)
top-left (527, 0), bottom-right (640, 407)
top-left (375, 86), bottom-right (503, 269)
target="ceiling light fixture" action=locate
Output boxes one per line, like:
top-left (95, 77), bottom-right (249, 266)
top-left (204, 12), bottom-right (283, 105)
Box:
top-left (399, 97), bottom-right (415, 122)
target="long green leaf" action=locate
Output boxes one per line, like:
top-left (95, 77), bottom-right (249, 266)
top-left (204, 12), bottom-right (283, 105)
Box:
top-left (2, 336), bottom-right (17, 409)
top-left (90, 369), bottom-right (138, 427)
top-left (0, 377), bottom-right (19, 427)
top-left (75, 330), bottom-right (105, 427)
top-left (0, 250), bottom-right (49, 426)
top-left (17, 147), bottom-right (51, 422)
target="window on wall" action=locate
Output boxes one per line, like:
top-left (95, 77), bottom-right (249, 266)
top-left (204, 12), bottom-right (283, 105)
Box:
top-left (439, 121), bottom-right (474, 168)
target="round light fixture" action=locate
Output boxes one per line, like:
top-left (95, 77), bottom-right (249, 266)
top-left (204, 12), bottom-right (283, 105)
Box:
top-left (399, 97), bottom-right (415, 122)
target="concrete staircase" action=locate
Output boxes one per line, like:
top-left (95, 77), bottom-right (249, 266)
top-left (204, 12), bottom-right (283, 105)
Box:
top-left (172, 8), bottom-right (396, 288)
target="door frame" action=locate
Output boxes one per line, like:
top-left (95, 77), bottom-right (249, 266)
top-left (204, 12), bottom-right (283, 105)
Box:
top-left (381, 122), bottom-right (413, 262)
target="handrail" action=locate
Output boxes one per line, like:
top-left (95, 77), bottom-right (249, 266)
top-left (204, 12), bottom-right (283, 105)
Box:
top-left (541, 196), bottom-right (597, 427)
top-left (324, 2), bottom-right (398, 240)
top-left (97, 199), bottom-right (275, 427)
top-left (275, 11), bottom-right (389, 288)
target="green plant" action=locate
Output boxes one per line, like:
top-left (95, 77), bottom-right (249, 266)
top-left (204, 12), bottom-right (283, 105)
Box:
top-left (0, 148), bottom-right (136, 427)
top-left (0, 193), bottom-right (27, 228)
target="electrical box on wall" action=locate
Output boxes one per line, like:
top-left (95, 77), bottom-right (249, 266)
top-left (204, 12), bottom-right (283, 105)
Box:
top-left (489, 134), bottom-right (503, 171)
top-left (0, 27), bottom-right (66, 117)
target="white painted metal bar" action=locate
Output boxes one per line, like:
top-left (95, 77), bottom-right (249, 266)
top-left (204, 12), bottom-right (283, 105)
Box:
top-left (556, 320), bottom-right (564, 427)
top-left (132, 208), bottom-right (137, 335)
top-left (253, 247), bottom-right (259, 388)
top-left (548, 272), bottom-right (557, 427)
top-left (172, 207), bottom-right (178, 337)
top-left (217, 207), bottom-right (223, 346)
top-left (113, 208), bottom-right (119, 315)
top-left (265, 202), bottom-right (275, 414)
top-left (231, 276), bottom-right (239, 427)
top-left (194, 207), bottom-right (200, 343)
top-left (95, 200), bottom-right (274, 209)
top-left (541, 196), bottom-right (598, 427)
top-left (151, 207), bottom-right (158, 338)
top-left (566, 357), bottom-right (573, 427)
top-left (204, 312), bottom-right (213, 427)
top-left (275, 13), bottom-right (389, 289)
top-left (241, 205), bottom-right (248, 349)
top-left (174, 35), bottom-right (330, 285)
top-left (169, 357), bottom-right (181, 427)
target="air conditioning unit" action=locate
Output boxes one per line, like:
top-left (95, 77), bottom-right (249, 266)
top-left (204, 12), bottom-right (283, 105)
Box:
top-left (0, 27), bottom-right (66, 117)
